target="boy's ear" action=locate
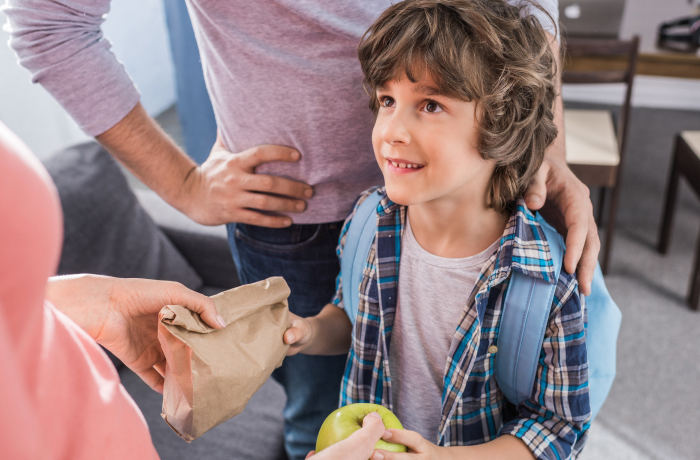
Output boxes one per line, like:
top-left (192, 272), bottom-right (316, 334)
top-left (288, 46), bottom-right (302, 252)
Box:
top-left (472, 100), bottom-right (484, 125)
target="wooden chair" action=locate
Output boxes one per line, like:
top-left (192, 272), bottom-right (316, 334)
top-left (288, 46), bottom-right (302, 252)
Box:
top-left (562, 36), bottom-right (640, 274)
top-left (657, 132), bottom-right (700, 311)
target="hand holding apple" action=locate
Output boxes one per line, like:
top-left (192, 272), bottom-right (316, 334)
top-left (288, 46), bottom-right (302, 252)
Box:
top-left (306, 412), bottom-right (386, 460)
top-left (371, 428), bottom-right (445, 460)
top-left (316, 404), bottom-right (407, 454)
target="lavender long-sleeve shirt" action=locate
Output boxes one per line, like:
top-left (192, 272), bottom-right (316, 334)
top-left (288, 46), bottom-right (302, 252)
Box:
top-left (2, 0), bottom-right (558, 224)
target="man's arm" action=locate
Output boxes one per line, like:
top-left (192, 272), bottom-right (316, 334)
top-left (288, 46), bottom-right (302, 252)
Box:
top-left (524, 32), bottom-right (601, 295)
top-left (95, 103), bottom-right (313, 227)
top-left (4, 0), bottom-right (313, 228)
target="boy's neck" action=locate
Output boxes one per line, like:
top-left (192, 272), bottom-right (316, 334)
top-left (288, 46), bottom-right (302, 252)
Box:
top-left (407, 192), bottom-right (509, 259)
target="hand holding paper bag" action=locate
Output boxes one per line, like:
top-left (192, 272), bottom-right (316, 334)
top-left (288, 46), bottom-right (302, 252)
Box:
top-left (158, 277), bottom-right (291, 441)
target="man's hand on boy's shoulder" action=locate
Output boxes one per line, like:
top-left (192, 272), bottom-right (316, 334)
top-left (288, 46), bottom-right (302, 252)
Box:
top-left (524, 153), bottom-right (600, 296)
top-left (523, 31), bottom-right (600, 296)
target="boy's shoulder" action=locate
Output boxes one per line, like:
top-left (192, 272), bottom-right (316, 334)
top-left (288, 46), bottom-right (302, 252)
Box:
top-left (340, 186), bottom-right (389, 235)
top-left (350, 186), bottom-right (386, 214)
top-left (505, 198), bottom-right (583, 313)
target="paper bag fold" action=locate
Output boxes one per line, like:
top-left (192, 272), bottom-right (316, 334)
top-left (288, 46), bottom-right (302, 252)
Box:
top-left (158, 277), bottom-right (291, 441)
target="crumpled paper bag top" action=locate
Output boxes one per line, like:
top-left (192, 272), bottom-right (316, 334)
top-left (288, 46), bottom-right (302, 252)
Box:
top-left (158, 277), bottom-right (291, 441)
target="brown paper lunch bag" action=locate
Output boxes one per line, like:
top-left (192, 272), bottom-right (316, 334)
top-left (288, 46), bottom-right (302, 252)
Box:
top-left (158, 277), bottom-right (291, 441)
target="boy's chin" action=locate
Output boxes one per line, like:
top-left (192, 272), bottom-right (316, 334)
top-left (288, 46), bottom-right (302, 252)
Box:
top-left (385, 185), bottom-right (422, 207)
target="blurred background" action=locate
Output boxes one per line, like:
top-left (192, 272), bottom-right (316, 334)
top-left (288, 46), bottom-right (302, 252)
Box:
top-left (2, 0), bottom-right (700, 459)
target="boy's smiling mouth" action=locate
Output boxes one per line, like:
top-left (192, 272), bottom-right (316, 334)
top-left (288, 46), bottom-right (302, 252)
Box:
top-left (385, 157), bottom-right (425, 173)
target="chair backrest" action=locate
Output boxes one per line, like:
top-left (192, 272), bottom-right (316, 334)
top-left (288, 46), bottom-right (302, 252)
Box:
top-left (562, 37), bottom-right (640, 170)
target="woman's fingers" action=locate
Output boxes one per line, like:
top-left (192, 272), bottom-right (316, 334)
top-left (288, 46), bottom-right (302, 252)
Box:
top-left (137, 367), bottom-right (165, 394)
top-left (164, 282), bottom-right (224, 329)
top-left (316, 413), bottom-right (386, 460)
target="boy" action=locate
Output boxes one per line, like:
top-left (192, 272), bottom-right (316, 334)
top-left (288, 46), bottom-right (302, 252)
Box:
top-left (285, 1), bottom-right (590, 459)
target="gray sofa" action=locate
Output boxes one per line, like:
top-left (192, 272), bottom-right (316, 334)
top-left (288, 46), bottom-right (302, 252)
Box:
top-left (43, 142), bottom-right (288, 460)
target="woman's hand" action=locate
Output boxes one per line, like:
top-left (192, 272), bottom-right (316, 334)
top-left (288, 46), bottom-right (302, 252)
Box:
top-left (371, 429), bottom-right (446, 460)
top-left (284, 312), bottom-right (316, 356)
top-left (46, 274), bottom-right (224, 392)
top-left (306, 412), bottom-right (387, 460)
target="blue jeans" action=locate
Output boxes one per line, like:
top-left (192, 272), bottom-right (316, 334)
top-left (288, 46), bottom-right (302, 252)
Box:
top-left (227, 222), bottom-right (347, 460)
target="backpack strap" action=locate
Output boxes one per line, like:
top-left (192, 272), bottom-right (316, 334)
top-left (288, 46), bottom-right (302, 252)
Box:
top-left (341, 190), bottom-right (383, 325)
top-left (495, 213), bottom-right (564, 406)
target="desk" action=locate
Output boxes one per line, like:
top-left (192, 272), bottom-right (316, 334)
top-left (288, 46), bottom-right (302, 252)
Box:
top-left (565, 0), bottom-right (700, 79)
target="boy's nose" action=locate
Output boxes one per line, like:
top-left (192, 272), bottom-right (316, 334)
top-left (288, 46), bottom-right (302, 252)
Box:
top-left (382, 112), bottom-right (411, 146)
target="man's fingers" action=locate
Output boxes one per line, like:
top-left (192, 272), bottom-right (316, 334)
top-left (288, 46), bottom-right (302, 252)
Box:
top-left (239, 191), bottom-right (307, 213)
top-left (563, 220), bottom-right (587, 275)
top-left (235, 209), bottom-right (293, 228)
top-left (239, 144), bottom-right (301, 171)
top-left (305, 451), bottom-right (315, 459)
top-left (247, 173), bottom-right (313, 200)
top-left (524, 162), bottom-right (549, 211)
top-left (575, 220), bottom-right (600, 296)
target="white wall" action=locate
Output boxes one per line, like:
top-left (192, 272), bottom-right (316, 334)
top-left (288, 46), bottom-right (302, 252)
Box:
top-left (0, 0), bottom-right (176, 159)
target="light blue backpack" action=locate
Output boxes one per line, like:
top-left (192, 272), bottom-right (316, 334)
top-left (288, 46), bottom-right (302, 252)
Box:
top-left (341, 190), bottom-right (621, 421)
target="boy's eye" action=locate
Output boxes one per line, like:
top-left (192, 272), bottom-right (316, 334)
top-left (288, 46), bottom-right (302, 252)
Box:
top-left (379, 96), bottom-right (395, 108)
top-left (424, 100), bottom-right (443, 113)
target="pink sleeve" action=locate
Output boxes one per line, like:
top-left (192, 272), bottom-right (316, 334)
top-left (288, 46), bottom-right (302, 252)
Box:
top-left (0, 301), bottom-right (160, 460)
top-left (0, 123), bottom-right (158, 459)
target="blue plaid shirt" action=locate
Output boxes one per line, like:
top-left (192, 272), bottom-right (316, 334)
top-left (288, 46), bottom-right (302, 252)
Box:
top-left (332, 187), bottom-right (590, 460)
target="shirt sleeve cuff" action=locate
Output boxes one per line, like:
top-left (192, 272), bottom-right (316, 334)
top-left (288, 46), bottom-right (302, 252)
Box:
top-left (499, 419), bottom-right (571, 460)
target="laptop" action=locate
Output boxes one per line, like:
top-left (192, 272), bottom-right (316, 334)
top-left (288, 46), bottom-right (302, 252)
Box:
top-left (558, 0), bottom-right (627, 38)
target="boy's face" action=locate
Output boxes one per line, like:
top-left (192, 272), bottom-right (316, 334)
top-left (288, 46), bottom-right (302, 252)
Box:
top-left (373, 74), bottom-right (495, 207)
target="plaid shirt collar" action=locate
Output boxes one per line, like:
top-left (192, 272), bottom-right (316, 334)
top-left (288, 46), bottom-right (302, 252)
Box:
top-left (375, 189), bottom-right (557, 286)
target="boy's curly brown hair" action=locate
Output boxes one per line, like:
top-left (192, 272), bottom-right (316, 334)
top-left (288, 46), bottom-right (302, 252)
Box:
top-left (358, 0), bottom-right (558, 212)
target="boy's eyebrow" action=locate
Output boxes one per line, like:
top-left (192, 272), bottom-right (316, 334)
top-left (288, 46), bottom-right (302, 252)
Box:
top-left (414, 83), bottom-right (444, 96)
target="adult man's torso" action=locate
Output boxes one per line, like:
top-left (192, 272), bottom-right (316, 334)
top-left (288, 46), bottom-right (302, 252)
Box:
top-left (186, 0), bottom-right (390, 224)
top-left (185, 0), bottom-right (558, 224)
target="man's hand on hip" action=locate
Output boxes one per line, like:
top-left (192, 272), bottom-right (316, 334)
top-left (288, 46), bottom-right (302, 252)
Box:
top-left (96, 103), bottom-right (312, 229)
top-left (181, 136), bottom-right (313, 227)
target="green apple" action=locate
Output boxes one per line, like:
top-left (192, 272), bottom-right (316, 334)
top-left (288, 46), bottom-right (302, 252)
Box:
top-left (315, 403), bottom-right (407, 453)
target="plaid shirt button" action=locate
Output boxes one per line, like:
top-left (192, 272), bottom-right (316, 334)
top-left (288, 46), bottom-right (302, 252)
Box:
top-left (488, 345), bottom-right (498, 354)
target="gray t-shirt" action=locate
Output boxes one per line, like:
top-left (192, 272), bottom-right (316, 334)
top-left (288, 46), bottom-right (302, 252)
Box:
top-left (3, 0), bottom-right (558, 224)
top-left (389, 217), bottom-right (499, 442)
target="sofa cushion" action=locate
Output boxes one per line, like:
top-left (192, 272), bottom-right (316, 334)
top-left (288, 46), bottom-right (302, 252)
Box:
top-left (43, 142), bottom-right (202, 290)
